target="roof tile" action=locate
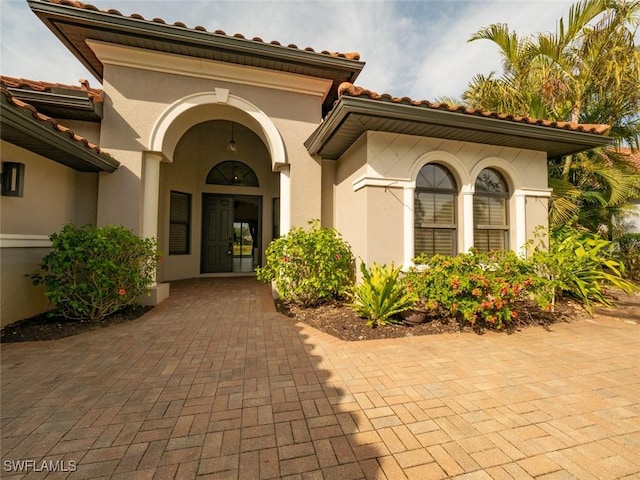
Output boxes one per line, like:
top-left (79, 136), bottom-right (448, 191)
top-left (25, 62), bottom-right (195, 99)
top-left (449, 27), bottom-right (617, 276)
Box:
top-left (41, 0), bottom-right (360, 61)
top-left (337, 82), bottom-right (610, 135)
top-left (0, 75), bottom-right (103, 102)
top-left (1, 86), bottom-right (112, 159)
top-left (616, 147), bottom-right (640, 169)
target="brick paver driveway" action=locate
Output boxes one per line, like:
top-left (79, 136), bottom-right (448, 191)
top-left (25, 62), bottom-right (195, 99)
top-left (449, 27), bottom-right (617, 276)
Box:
top-left (2, 277), bottom-right (639, 479)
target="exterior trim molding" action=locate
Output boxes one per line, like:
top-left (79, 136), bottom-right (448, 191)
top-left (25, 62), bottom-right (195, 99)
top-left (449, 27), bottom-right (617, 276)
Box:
top-left (0, 234), bottom-right (52, 248)
top-left (516, 187), bottom-right (553, 197)
top-left (148, 91), bottom-right (287, 171)
top-left (87, 40), bottom-right (333, 100)
top-left (353, 176), bottom-right (411, 192)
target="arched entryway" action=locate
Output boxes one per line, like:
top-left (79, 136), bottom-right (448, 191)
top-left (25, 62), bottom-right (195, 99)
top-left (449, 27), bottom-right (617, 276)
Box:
top-left (147, 91), bottom-right (287, 281)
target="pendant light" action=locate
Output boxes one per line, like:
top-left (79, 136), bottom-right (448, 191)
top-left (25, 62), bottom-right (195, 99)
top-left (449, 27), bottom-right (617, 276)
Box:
top-left (227, 121), bottom-right (237, 153)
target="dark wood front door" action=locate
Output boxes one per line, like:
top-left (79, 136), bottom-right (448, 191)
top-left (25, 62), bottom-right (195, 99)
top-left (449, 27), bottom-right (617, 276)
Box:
top-left (201, 195), bottom-right (234, 273)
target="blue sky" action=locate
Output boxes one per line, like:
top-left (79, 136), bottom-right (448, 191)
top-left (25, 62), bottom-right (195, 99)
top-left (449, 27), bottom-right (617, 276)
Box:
top-left (0, 0), bottom-right (575, 100)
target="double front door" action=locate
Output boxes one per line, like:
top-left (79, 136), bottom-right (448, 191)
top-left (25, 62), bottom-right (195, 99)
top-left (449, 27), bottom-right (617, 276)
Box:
top-left (201, 194), bottom-right (261, 273)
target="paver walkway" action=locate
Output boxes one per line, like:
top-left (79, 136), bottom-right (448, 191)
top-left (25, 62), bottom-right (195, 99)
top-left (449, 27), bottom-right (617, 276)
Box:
top-left (1, 277), bottom-right (639, 479)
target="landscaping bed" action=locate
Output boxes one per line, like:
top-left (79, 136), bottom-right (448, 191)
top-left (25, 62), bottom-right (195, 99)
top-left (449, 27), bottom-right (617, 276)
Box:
top-left (279, 299), bottom-right (572, 341)
top-left (0, 305), bottom-right (152, 343)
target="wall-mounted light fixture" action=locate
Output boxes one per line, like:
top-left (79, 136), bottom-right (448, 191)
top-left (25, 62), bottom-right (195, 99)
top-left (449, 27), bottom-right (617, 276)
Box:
top-left (1, 162), bottom-right (25, 197)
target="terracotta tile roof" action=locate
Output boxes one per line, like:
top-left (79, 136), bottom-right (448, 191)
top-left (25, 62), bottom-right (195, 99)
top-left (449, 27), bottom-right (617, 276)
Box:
top-left (616, 147), bottom-right (640, 169)
top-left (0, 75), bottom-right (103, 102)
top-left (1, 86), bottom-right (111, 158)
top-left (338, 83), bottom-right (611, 135)
top-left (41, 0), bottom-right (360, 61)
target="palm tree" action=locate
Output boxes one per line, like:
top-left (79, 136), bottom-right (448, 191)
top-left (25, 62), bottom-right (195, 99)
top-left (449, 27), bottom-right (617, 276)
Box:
top-left (464, 0), bottom-right (640, 235)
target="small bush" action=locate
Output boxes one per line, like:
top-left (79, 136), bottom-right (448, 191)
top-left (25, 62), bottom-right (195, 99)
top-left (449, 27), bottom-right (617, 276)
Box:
top-left (31, 224), bottom-right (159, 322)
top-left (405, 250), bottom-right (551, 330)
top-left (616, 233), bottom-right (640, 282)
top-left (350, 262), bottom-right (418, 327)
top-left (532, 226), bottom-right (636, 312)
top-left (256, 220), bottom-right (354, 306)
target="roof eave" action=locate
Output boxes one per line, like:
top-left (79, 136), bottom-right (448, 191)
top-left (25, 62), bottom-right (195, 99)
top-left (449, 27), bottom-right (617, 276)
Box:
top-left (1, 99), bottom-right (119, 173)
top-left (305, 96), bottom-right (612, 159)
top-left (27, 0), bottom-right (365, 83)
top-left (6, 88), bottom-right (102, 120)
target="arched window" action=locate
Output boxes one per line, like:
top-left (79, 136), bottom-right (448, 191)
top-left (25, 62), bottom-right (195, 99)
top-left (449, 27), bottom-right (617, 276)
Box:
top-left (474, 168), bottom-right (509, 252)
top-left (206, 161), bottom-right (259, 187)
top-left (414, 163), bottom-right (457, 257)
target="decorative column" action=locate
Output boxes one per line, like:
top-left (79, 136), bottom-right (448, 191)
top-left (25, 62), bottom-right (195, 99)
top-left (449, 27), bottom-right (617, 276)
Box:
top-left (142, 151), bottom-right (163, 241)
top-left (280, 165), bottom-right (291, 234)
top-left (461, 185), bottom-right (475, 253)
top-left (141, 150), bottom-right (170, 305)
top-left (514, 191), bottom-right (527, 257)
top-left (403, 186), bottom-right (415, 269)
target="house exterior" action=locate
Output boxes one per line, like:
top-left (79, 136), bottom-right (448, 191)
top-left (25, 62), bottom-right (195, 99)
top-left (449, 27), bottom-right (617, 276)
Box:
top-left (0, 0), bottom-right (611, 327)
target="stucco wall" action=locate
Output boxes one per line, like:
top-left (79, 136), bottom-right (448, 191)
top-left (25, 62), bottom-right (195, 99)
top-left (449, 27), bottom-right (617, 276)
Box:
top-left (321, 160), bottom-right (336, 228)
top-left (1, 141), bottom-right (99, 325)
top-left (1, 248), bottom-right (51, 327)
top-left (1, 141), bottom-right (80, 234)
top-left (365, 186), bottom-right (405, 266)
top-left (56, 120), bottom-right (101, 147)
top-left (97, 63), bottom-right (325, 236)
top-left (332, 131), bottom-right (550, 267)
top-left (526, 196), bottom-right (550, 253)
top-left (335, 135), bottom-right (368, 264)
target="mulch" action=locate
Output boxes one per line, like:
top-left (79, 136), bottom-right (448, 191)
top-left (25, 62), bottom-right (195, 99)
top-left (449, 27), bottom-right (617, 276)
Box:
top-left (277, 299), bottom-right (572, 341)
top-left (0, 306), bottom-right (152, 343)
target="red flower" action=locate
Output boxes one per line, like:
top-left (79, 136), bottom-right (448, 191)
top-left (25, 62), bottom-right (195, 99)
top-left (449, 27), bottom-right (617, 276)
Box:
top-left (158, 256), bottom-right (164, 263)
top-left (511, 311), bottom-right (518, 318)
top-left (282, 256), bottom-right (289, 263)
top-left (335, 254), bottom-right (341, 260)
top-left (118, 288), bottom-right (126, 296)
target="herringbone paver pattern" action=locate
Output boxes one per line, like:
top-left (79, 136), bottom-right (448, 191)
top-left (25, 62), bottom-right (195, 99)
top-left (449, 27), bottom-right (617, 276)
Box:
top-left (1, 277), bottom-right (639, 479)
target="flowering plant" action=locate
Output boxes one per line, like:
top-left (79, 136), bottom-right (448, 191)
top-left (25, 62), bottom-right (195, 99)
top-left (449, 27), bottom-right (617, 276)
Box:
top-left (256, 220), bottom-right (354, 305)
top-left (31, 224), bottom-right (159, 322)
top-left (405, 250), bottom-right (552, 330)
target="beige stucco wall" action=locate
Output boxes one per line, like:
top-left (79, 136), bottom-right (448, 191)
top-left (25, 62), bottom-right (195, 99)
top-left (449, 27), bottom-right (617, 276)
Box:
top-left (335, 135), bottom-right (368, 264)
top-left (157, 120), bottom-right (279, 281)
top-left (321, 160), bottom-right (336, 227)
top-left (332, 131), bottom-right (550, 267)
top-left (1, 248), bottom-right (51, 327)
top-left (365, 185), bottom-right (405, 266)
top-left (97, 63), bottom-right (325, 237)
top-left (56, 120), bottom-right (101, 147)
top-left (0, 141), bottom-right (99, 326)
top-left (526, 196), bottom-right (550, 253)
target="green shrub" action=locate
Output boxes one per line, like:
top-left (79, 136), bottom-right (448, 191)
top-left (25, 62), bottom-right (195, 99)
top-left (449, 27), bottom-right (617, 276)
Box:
top-left (350, 262), bottom-right (418, 327)
top-left (616, 233), bottom-right (640, 282)
top-left (256, 220), bottom-right (354, 306)
top-left (405, 250), bottom-right (551, 330)
top-left (532, 226), bottom-right (636, 312)
top-left (31, 224), bottom-right (159, 322)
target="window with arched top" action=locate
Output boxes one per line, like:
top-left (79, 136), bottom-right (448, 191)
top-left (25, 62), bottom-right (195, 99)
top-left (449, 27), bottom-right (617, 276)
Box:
top-left (206, 161), bottom-right (259, 187)
top-left (474, 168), bottom-right (509, 252)
top-left (414, 163), bottom-right (458, 257)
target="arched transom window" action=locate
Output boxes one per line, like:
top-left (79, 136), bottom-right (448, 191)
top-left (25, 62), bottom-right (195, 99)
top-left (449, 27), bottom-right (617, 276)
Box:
top-left (414, 163), bottom-right (457, 257)
top-left (206, 161), bottom-right (259, 187)
top-left (474, 168), bottom-right (509, 252)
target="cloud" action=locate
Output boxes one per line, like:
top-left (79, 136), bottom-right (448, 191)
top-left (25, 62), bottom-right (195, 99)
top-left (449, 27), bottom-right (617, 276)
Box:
top-left (0, 0), bottom-right (578, 101)
top-left (412, 0), bottom-right (574, 100)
